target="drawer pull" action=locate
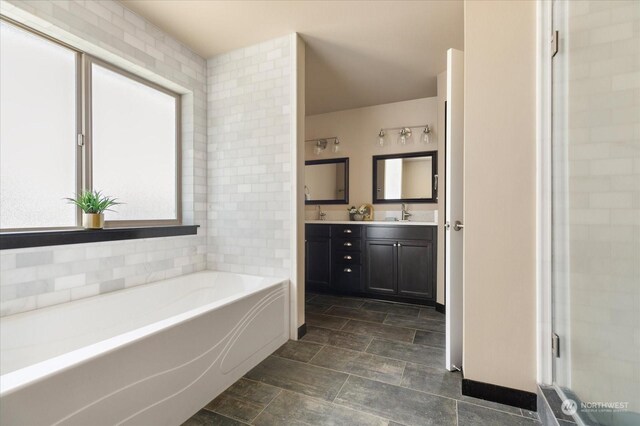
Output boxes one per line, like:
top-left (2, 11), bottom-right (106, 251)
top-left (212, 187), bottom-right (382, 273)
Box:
top-left (344, 268), bottom-right (352, 273)
top-left (343, 255), bottom-right (352, 260)
top-left (344, 229), bottom-right (352, 233)
top-left (343, 242), bottom-right (352, 247)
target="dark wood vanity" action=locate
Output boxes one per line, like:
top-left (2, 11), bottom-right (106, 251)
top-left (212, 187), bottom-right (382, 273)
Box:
top-left (305, 223), bottom-right (436, 305)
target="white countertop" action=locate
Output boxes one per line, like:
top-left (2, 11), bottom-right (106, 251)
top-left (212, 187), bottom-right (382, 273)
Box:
top-left (305, 220), bottom-right (438, 226)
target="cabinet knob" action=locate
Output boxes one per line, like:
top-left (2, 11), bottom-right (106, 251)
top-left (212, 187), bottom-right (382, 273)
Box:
top-left (343, 255), bottom-right (352, 260)
top-left (344, 242), bottom-right (352, 247)
top-left (344, 229), bottom-right (352, 233)
top-left (344, 268), bottom-right (352, 273)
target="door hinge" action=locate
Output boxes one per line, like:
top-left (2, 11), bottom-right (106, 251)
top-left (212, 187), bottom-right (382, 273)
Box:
top-left (552, 333), bottom-right (560, 358)
top-left (77, 134), bottom-right (85, 147)
top-left (551, 30), bottom-right (559, 58)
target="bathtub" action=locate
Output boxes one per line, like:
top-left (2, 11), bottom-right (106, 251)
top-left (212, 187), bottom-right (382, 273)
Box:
top-left (0, 271), bottom-right (289, 426)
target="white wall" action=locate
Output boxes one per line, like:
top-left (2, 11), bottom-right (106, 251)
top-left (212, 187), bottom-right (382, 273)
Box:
top-left (0, 0), bottom-right (207, 317)
top-left (305, 97), bottom-right (440, 221)
top-left (206, 36), bottom-right (292, 278)
top-left (463, 0), bottom-right (537, 393)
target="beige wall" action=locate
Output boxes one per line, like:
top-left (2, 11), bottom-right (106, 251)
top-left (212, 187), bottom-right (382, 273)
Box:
top-left (463, 0), bottom-right (537, 393)
top-left (305, 98), bottom-right (439, 217)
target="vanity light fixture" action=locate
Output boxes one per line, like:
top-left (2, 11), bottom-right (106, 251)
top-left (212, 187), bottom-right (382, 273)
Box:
top-left (306, 136), bottom-right (340, 156)
top-left (376, 124), bottom-right (431, 148)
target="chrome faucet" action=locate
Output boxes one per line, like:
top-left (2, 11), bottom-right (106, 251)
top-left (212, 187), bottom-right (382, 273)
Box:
top-left (317, 205), bottom-right (326, 221)
top-left (401, 203), bottom-right (412, 221)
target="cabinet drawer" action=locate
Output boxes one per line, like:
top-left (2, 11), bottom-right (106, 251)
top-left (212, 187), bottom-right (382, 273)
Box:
top-left (333, 238), bottom-right (361, 251)
top-left (365, 225), bottom-right (434, 241)
top-left (331, 224), bottom-right (361, 237)
top-left (306, 224), bottom-right (331, 237)
top-left (334, 250), bottom-right (362, 265)
top-left (333, 265), bottom-right (362, 293)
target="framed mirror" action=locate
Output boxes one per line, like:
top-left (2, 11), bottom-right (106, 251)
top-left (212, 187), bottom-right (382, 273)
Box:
top-left (372, 151), bottom-right (437, 204)
top-left (305, 158), bottom-right (349, 205)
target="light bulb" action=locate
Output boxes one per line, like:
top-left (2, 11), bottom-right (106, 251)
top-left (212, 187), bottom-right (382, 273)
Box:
top-left (377, 129), bottom-right (386, 147)
top-left (421, 126), bottom-right (432, 144)
top-left (398, 128), bottom-right (412, 145)
top-left (332, 138), bottom-right (340, 153)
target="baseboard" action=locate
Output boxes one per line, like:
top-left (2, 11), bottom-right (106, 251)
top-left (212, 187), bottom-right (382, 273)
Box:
top-left (462, 378), bottom-right (537, 411)
top-left (297, 323), bottom-right (307, 339)
top-left (435, 302), bottom-right (445, 314)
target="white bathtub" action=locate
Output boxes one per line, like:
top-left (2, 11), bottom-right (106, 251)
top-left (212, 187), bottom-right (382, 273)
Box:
top-left (0, 271), bottom-right (289, 426)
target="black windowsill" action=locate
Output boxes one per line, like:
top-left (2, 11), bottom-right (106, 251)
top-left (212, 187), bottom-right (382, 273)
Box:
top-left (0, 225), bottom-right (199, 250)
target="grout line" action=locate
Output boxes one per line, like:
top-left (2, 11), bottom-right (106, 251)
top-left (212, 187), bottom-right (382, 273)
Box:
top-left (456, 399), bottom-right (459, 426)
top-left (249, 388), bottom-right (282, 423)
top-left (331, 373), bottom-right (351, 403)
top-left (207, 407), bottom-right (252, 425)
top-left (363, 336), bottom-right (375, 353)
top-left (319, 310), bottom-right (389, 326)
top-left (306, 344), bottom-right (325, 364)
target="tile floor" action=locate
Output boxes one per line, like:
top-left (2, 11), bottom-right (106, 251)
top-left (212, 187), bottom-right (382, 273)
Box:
top-left (183, 294), bottom-right (540, 425)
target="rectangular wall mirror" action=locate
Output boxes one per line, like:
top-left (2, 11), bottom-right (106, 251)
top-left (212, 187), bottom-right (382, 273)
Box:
top-left (305, 158), bottom-right (349, 205)
top-left (372, 151), bottom-right (437, 204)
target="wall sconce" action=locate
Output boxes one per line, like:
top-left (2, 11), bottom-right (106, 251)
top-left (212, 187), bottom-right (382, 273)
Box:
top-left (376, 123), bottom-right (432, 148)
top-left (306, 137), bottom-right (340, 156)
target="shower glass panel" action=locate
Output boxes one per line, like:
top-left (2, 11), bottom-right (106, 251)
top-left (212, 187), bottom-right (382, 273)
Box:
top-left (551, 1), bottom-right (639, 425)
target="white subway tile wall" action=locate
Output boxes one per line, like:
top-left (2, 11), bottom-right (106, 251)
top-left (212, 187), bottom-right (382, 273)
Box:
top-left (206, 36), bottom-right (292, 277)
top-left (564, 0), bottom-right (639, 413)
top-left (0, 0), bottom-right (207, 316)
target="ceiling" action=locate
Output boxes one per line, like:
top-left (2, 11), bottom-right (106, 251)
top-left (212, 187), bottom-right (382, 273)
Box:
top-left (120, 1), bottom-right (464, 115)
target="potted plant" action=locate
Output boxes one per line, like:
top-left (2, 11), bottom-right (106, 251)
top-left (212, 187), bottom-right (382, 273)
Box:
top-left (66, 190), bottom-right (120, 230)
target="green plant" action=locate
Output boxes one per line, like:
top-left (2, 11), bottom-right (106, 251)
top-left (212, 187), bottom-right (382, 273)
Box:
top-left (66, 190), bottom-right (121, 214)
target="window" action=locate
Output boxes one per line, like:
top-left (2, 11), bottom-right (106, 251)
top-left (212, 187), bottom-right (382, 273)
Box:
top-left (0, 19), bottom-right (79, 229)
top-left (0, 19), bottom-right (181, 230)
top-left (90, 60), bottom-right (180, 223)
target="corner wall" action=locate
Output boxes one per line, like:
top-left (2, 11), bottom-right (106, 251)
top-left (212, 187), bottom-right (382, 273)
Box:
top-left (463, 0), bottom-right (537, 392)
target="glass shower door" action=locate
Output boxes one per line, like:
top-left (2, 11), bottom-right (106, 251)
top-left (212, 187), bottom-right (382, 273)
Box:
top-left (551, 1), bottom-right (640, 425)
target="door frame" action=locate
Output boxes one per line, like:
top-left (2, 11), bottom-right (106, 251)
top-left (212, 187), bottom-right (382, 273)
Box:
top-left (536, 0), bottom-right (553, 386)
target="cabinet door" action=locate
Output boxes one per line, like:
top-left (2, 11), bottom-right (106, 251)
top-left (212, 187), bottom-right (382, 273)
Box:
top-left (397, 240), bottom-right (434, 300)
top-left (305, 237), bottom-right (331, 292)
top-left (364, 240), bottom-right (396, 294)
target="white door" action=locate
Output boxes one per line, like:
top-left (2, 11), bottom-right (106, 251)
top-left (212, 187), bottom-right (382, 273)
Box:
top-left (445, 48), bottom-right (464, 371)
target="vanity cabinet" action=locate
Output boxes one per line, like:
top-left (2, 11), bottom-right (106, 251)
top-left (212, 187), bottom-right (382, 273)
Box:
top-left (305, 223), bottom-right (436, 304)
top-left (305, 225), bottom-right (332, 292)
top-left (364, 228), bottom-right (435, 301)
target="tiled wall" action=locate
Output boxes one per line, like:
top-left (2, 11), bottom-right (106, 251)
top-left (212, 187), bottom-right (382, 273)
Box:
top-left (0, 0), bottom-right (207, 316)
top-left (206, 36), bottom-right (292, 278)
top-left (562, 0), bottom-right (639, 414)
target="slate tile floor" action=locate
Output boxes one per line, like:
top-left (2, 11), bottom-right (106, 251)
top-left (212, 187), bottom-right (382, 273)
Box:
top-left (183, 294), bottom-right (540, 426)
